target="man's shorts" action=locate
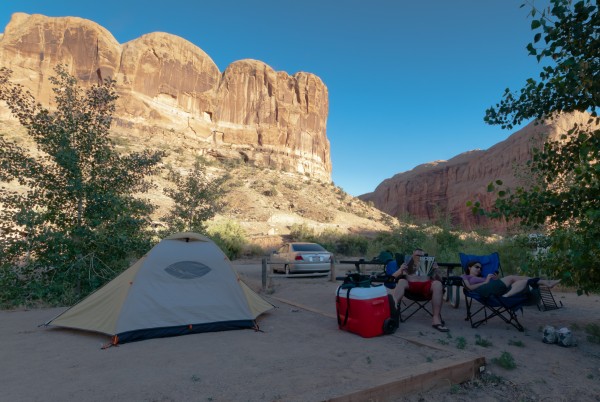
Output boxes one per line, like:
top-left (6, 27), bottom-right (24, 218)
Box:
top-left (407, 280), bottom-right (432, 296)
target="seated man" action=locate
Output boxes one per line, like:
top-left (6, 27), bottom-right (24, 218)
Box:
top-left (387, 248), bottom-right (449, 332)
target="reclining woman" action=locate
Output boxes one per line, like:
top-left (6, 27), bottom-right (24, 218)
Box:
top-left (462, 261), bottom-right (560, 298)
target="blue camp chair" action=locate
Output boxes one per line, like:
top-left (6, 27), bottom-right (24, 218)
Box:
top-left (458, 252), bottom-right (540, 332)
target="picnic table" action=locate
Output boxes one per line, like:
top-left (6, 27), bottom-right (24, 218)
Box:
top-left (337, 258), bottom-right (463, 308)
top-left (338, 258), bottom-right (388, 274)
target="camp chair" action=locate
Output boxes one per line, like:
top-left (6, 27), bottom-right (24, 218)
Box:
top-left (383, 254), bottom-right (443, 324)
top-left (458, 252), bottom-right (540, 332)
top-left (536, 285), bottom-right (563, 311)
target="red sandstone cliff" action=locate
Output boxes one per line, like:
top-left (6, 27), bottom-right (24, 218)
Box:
top-left (0, 13), bottom-right (331, 180)
top-left (360, 112), bottom-right (594, 231)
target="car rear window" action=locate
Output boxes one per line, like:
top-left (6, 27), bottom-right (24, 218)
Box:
top-left (292, 243), bottom-right (326, 252)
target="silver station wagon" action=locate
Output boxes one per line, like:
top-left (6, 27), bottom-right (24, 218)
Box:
top-left (270, 242), bottom-right (332, 275)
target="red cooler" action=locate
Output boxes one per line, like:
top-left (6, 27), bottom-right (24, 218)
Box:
top-left (336, 285), bottom-right (391, 338)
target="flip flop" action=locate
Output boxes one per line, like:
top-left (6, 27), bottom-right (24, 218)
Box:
top-left (432, 324), bottom-right (449, 332)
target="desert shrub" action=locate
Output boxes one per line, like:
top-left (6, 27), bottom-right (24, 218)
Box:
top-left (492, 351), bottom-right (516, 370)
top-left (283, 182), bottom-right (301, 191)
top-left (455, 337), bottom-right (467, 349)
top-left (195, 155), bottom-right (217, 167)
top-left (449, 384), bottom-right (462, 394)
top-left (263, 187), bottom-right (278, 197)
top-left (585, 323), bottom-right (600, 344)
top-left (475, 334), bottom-right (493, 347)
top-left (308, 228), bottom-right (339, 252)
top-left (421, 227), bottom-right (465, 263)
top-left (242, 243), bottom-right (266, 258)
top-left (494, 235), bottom-right (540, 275)
top-left (380, 214), bottom-right (395, 227)
top-left (207, 220), bottom-right (247, 260)
top-left (451, 230), bottom-right (494, 252)
top-left (354, 210), bottom-right (368, 219)
top-left (287, 226), bottom-right (369, 257)
top-left (334, 234), bottom-right (369, 257)
top-left (393, 226), bottom-right (429, 253)
top-left (289, 223), bottom-right (318, 243)
top-left (283, 219), bottom-right (566, 277)
top-left (508, 339), bottom-right (525, 347)
top-left (537, 228), bottom-right (600, 294)
top-left (220, 157), bottom-right (243, 169)
top-left (0, 254), bottom-right (120, 308)
top-left (366, 226), bottom-right (428, 258)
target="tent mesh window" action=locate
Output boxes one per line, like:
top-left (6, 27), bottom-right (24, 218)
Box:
top-left (164, 261), bottom-right (212, 279)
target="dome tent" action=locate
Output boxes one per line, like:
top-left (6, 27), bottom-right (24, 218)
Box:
top-left (45, 232), bottom-right (273, 345)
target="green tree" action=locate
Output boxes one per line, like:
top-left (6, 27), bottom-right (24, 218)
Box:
top-left (0, 65), bottom-right (165, 305)
top-left (475, 0), bottom-right (599, 293)
top-left (160, 160), bottom-right (225, 235)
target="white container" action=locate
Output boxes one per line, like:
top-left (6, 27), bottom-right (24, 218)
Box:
top-left (335, 285), bottom-right (387, 300)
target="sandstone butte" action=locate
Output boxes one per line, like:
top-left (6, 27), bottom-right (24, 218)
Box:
top-left (0, 13), bottom-right (595, 233)
top-left (0, 12), bottom-right (331, 182)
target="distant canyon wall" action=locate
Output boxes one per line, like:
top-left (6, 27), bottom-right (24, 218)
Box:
top-left (360, 112), bottom-right (593, 232)
top-left (0, 13), bottom-right (331, 180)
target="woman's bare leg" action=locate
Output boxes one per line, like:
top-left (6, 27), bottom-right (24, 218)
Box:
top-left (539, 279), bottom-right (561, 288)
top-left (502, 275), bottom-right (529, 284)
top-left (501, 278), bottom-right (529, 297)
top-left (501, 277), bottom-right (561, 297)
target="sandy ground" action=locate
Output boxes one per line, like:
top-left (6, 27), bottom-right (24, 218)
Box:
top-left (1, 260), bottom-right (600, 402)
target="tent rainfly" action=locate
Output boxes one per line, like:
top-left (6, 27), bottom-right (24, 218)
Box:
top-left (45, 232), bottom-right (273, 345)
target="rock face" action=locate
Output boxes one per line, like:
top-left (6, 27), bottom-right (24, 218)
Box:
top-left (360, 112), bottom-right (593, 232)
top-left (0, 13), bottom-right (331, 180)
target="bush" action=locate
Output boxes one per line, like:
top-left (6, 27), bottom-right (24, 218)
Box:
top-left (287, 225), bottom-right (369, 257)
top-left (286, 221), bottom-right (546, 269)
top-left (334, 234), bottom-right (369, 257)
top-left (289, 224), bottom-right (317, 242)
top-left (243, 243), bottom-right (266, 257)
top-left (492, 351), bottom-right (516, 370)
top-left (508, 339), bottom-right (525, 347)
top-left (263, 187), bottom-right (278, 197)
top-left (585, 323), bottom-right (600, 344)
top-left (475, 334), bottom-right (493, 347)
top-left (494, 234), bottom-right (539, 275)
top-left (455, 337), bottom-right (467, 349)
top-left (364, 226), bottom-right (428, 258)
top-left (207, 220), bottom-right (247, 260)
top-left (540, 228), bottom-right (600, 294)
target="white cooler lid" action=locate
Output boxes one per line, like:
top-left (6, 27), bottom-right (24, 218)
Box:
top-left (336, 285), bottom-right (387, 300)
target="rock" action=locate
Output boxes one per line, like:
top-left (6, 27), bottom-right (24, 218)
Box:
top-left (360, 112), bottom-right (595, 232)
top-left (0, 12), bottom-right (331, 181)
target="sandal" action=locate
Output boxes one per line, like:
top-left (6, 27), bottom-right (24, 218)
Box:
top-left (432, 324), bottom-right (449, 332)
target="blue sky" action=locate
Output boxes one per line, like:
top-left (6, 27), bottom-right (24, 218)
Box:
top-left (0, 0), bottom-right (546, 196)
